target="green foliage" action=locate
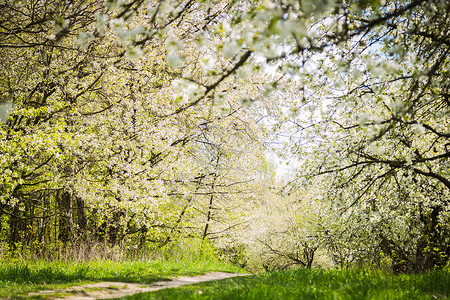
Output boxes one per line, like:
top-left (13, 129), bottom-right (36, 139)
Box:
top-left (121, 268), bottom-right (450, 300)
top-left (159, 238), bottom-right (219, 263)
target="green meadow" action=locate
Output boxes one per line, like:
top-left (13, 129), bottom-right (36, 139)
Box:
top-left (120, 268), bottom-right (450, 300)
top-left (0, 259), bottom-right (243, 298)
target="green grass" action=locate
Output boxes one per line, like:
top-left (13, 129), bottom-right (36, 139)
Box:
top-left (0, 259), bottom-right (244, 298)
top-left (120, 268), bottom-right (450, 300)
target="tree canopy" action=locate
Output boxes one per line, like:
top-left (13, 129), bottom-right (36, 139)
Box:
top-left (0, 0), bottom-right (448, 272)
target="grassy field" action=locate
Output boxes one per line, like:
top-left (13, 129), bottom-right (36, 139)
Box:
top-left (120, 268), bottom-right (450, 300)
top-left (2, 256), bottom-right (449, 300)
top-left (0, 259), bottom-right (244, 298)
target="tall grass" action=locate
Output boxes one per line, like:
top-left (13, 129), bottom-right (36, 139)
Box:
top-left (122, 268), bottom-right (450, 300)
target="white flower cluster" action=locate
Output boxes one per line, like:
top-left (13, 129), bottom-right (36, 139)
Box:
top-left (171, 79), bottom-right (204, 104)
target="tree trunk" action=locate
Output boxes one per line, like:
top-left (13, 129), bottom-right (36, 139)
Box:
top-left (57, 190), bottom-right (72, 243)
top-left (75, 196), bottom-right (87, 241)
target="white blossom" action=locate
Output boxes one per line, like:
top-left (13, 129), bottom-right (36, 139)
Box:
top-left (77, 32), bottom-right (95, 50)
top-left (167, 53), bottom-right (182, 68)
top-left (125, 46), bottom-right (143, 60)
top-left (369, 141), bottom-right (385, 155)
top-left (411, 123), bottom-right (425, 135)
top-left (51, 17), bottom-right (69, 35)
top-left (199, 54), bottom-right (216, 71)
top-left (358, 113), bottom-right (370, 126)
top-left (95, 13), bottom-right (109, 36)
top-left (0, 101), bottom-right (13, 122)
top-left (223, 39), bottom-right (239, 59)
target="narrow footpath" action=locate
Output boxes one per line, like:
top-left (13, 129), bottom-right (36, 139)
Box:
top-left (26, 272), bottom-right (247, 299)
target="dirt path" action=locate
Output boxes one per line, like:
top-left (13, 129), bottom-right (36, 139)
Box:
top-left (26, 272), bottom-right (247, 299)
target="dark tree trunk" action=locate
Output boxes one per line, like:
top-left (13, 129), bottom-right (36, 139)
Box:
top-left (57, 190), bottom-right (72, 243)
top-left (108, 210), bottom-right (124, 246)
top-left (9, 205), bottom-right (21, 251)
top-left (75, 196), bottom-right (87, 241)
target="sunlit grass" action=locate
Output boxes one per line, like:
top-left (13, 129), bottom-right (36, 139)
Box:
top-left (0, 258), bottom-right (244, 298)
top-left (121, 268), bottom-right (450, 300)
